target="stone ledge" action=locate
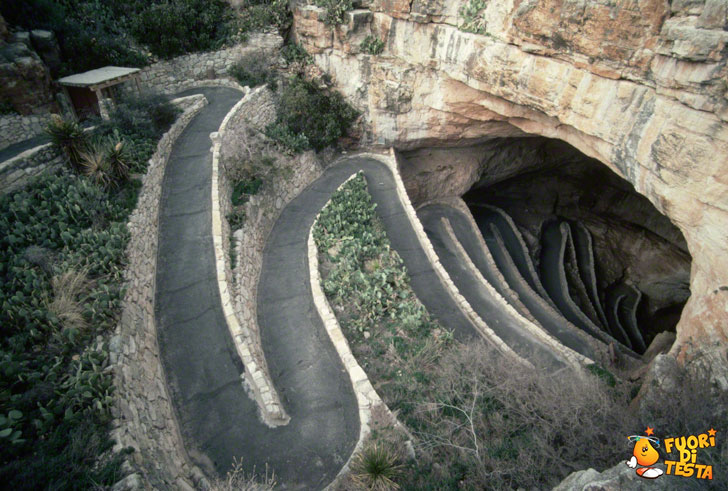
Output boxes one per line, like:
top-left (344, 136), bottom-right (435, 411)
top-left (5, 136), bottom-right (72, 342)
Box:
top-left (111, 93), bottom-right (210, 489)
top-left (447, 197), bottom-right (610, 363)
top-left (439, 215), bottom-right (592, 369)
top-left (210, 87), bottom-right (290, 427)
top-left (389, 149), bottom-right (528, 365)
top-left (306, 170), bottom-right (404, 490)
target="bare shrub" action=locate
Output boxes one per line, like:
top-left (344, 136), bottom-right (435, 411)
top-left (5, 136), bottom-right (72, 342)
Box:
top-left (209, 457), bottom-right (275, 491)
top-left (405, 342), bottom-right (635, 489)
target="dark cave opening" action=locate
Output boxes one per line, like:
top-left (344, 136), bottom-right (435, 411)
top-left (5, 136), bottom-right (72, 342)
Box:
top-left (460, 137), bottom-right (692, 354)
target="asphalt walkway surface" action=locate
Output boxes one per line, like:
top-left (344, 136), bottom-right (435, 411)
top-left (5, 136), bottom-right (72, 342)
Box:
top-left (418, 204), bottom-right (568, 371)
top-left (423, 204), bottom-right (597, 362)
top-left (155, 91), bottom-right (482, 488)
top-left (155, 87), bottom-right (358, 489)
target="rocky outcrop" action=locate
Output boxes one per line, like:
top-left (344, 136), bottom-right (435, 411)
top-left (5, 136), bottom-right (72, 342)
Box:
top-left (0, 37), bottom-right (55, 115)
top-left (292, 0), bottom-right (728, 385)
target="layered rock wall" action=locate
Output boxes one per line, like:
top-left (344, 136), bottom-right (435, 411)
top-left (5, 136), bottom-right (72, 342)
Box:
top-left (292, 0), bottom-right (728, 382)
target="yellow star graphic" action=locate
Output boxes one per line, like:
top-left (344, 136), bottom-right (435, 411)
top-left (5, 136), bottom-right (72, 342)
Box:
top-left (708, 428), bottom-right (717, 437)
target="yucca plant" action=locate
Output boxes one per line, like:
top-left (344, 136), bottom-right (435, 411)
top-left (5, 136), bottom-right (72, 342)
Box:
top-left (106, 140), bottom-right (131, 181)
top-left (78, 138), bottom-right (130, 188)
top-left (350, 443), bottom-right (404, 490)
top-left (79, 140), bottom-right (114, 189)
top-left (45, 114), bottom-right (88, 171)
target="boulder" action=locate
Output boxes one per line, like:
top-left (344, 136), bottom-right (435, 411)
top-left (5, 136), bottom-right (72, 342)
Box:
top-left (0, 41), bottom-right (55, 114)
top-left (30, 29), bottom-right (62, 75)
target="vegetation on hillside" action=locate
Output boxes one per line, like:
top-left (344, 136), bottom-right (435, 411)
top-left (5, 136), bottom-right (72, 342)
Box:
top-left (0, 0), bottom-right (291, 76)
top-left (266, 76), bottom-right (358, 153)
top-left (0, 94), bottom-right (177, 488)
top-left (314, 175), bottom-right (640, 489)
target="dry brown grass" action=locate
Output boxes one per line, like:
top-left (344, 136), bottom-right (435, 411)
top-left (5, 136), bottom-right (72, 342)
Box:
top-left (208, 458), bottom-right (276, 491)
top-left (44, 267), bottom-right (91, 334)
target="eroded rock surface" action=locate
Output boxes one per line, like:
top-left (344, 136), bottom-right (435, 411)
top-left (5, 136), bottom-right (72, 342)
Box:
top-left (292, 0), bottom-right (728, 384)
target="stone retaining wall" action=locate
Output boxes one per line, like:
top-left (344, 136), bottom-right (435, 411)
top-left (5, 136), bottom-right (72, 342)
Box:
top-left (0, 94), bottom-right (204, 196)
top-left (0, 142), bottom-right (63, 194)
top-left (0, 112), bottom-right (51, 150)
top-left (139, 33), bottom-right (283, 95)
top-left (211, 85), bottom-right (325, 425)
top-left (109, 93), bottom-right (209, 491)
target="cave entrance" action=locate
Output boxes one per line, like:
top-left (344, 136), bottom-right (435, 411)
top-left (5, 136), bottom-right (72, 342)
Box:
top-left (402, 137), bottom-right (692, 356)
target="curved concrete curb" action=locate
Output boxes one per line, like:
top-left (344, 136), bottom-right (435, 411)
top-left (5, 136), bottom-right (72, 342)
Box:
top-left (426, 197), bottom-right (538, 326)
top-left (388, 150), bottom-right (523, 361)
top-left (571, 221), bottom-right (610, 329)
top-left (439, 217), bottom-right (591, 369)
top-left (475, 204), bottom-right (557, 309)
top-left (307, 173), bottom-right (402, 490)
top-left (209, 88), bottom-right (289, 426)
top-left (562, 222), bottom-right (604, 329)
top-left (487, 223), bottom-right (607, 361)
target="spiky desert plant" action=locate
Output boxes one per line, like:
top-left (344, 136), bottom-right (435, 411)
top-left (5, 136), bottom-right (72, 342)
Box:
top-left (46, 114), bottom-right (88, 171)
top-left (78, 140), bottom-right (114, 189)
top-left (209, 457), bottom-right (276, 491)
top-left (106, 140), bottom-right (130, 182)
top-left (350, 443), bottom-right (404, 490)
top-left (79, 138), bottom-right (129, 188)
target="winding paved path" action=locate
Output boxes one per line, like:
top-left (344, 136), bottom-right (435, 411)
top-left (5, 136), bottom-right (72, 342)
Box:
top-left (423, 204), bottom-right (599, 363)
top-left (418, 204), bottom-right (569, 370)
top-left (155, 87), bottom-right (356, 489)
top-left (154, 89), bottom-right (483, 488)
top-left (154, 87), bottom-right (648, 488)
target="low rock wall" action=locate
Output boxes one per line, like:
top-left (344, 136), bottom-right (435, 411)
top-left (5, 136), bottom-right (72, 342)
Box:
top-left (109, 93), bottom-right (210, 490)
top-left (139, 33), bottom-right (283, 95)
top-left (0, 142), bottom-right (63, 194)
top-left (0, 112), bottom-right (51, 150)
top-left (212, 85), bottom-right (325, 425)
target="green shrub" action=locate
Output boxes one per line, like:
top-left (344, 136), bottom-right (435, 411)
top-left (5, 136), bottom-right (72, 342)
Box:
top-left (360, 35), bottom-right (385, 55)
top-left (132, 0), bottom-right (233, 59)
top-left (0, 170), bottom-right (139, 488)
top-left (264, 122), bottom-right (311, 154)
top-left (1, 0), bottom-right (149, 76)
top-left (106, 92), bottom-right (179, 141)
top-left (231, 177), bottom-right (263, 206)
top-left (237, 0), bottom-right (291, 32)
top-left (314, 0), bottom-right (353, 26)
top-left (45, 114), bottom-right (88, 172)
top-left (229, 52), bottom-right (276, 89)
top-left (282, 42), bottom-right (312, 65)
top-left (0, 99), bottom-right (17, 115)
top-left (271, 77), bottom-right (358, 152)
top-left (459, 0), bottom-right (488, 34)
top-left (226, 210), bottom-right (246, 231)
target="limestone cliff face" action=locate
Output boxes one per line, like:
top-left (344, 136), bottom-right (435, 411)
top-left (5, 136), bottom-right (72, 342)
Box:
top-left (292, 0), bottom-right (728, 382)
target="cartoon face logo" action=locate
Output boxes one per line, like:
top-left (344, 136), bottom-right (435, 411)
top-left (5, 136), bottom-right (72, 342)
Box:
top-left (626, 428), bottom-right (664, 479)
